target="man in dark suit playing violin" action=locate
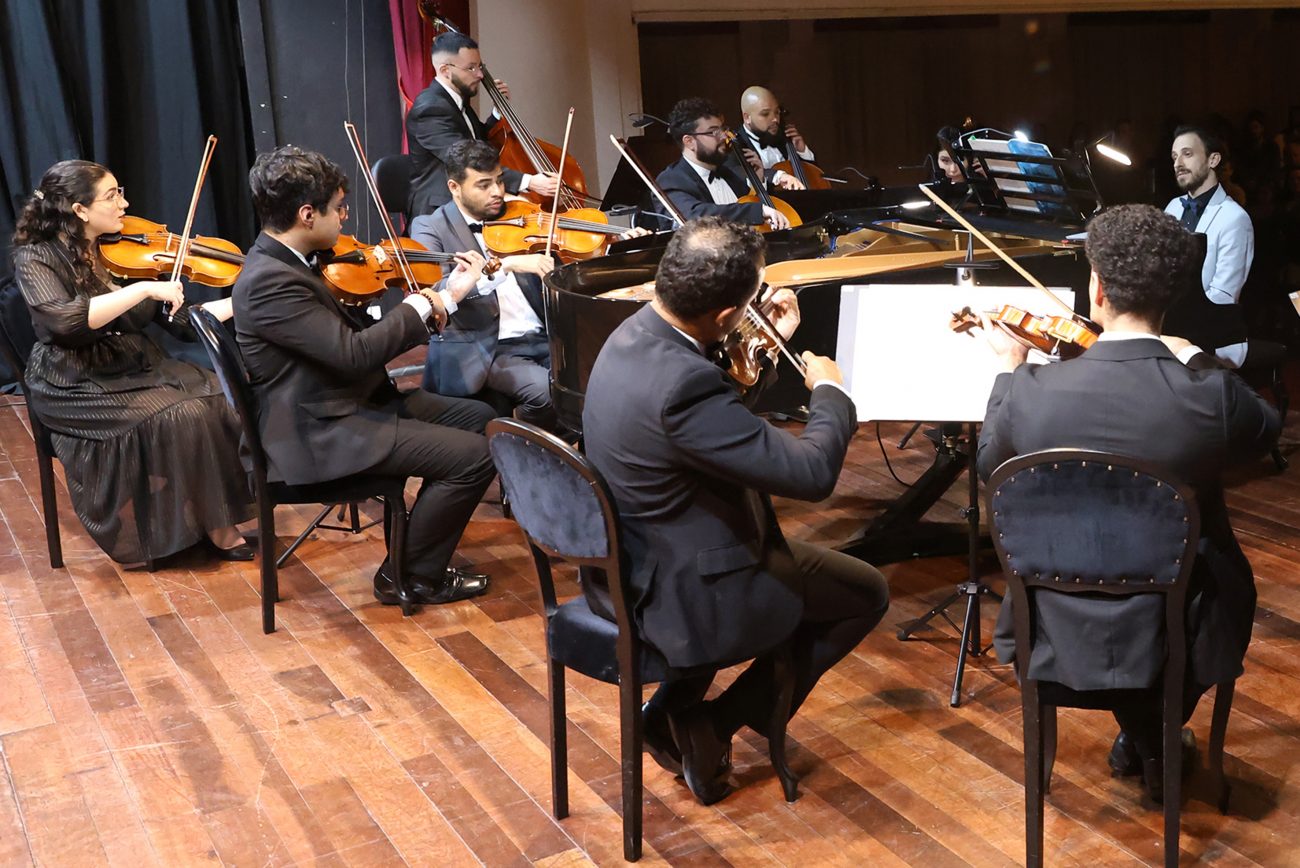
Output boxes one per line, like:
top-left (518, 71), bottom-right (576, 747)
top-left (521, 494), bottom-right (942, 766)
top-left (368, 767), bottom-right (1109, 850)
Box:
top-left (232, 145), bottom-right (497, 606)
top-left (582, 217), bottom-right (889, 804)
top-left (978, 204), bottom-right (1280, 801)
top-left (409, 140), bottom-right (557, 429)
top-left (406, 32), bottom-right (560, 217)
top-left (655, 97), bottom-right (791, 231)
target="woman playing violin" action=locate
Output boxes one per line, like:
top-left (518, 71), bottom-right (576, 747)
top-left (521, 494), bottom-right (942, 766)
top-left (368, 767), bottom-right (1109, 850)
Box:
top-left (11, 160), bottom-right (253, 565)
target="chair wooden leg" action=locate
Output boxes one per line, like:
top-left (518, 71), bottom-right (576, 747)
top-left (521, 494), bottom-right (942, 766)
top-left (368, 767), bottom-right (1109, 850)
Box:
top-left (1209, 680), bottom-right (1235, 814)
top-left (1023, 687), bottom-right (1045, 868)
top-left (36, 450), bottom-right (63, 569)
top-left (769, 645), bottom-right (800, 802)
top-left (1164, 711), bottom-right (1181, 868)
top-left (1042, 706), bottom-right (1057, 794)
top-left (259, 499), bottom-right (278, 634)
top-left (619, 672), bottom-right (644, 862)
top-left (548, 656), bottom-right (569, 821)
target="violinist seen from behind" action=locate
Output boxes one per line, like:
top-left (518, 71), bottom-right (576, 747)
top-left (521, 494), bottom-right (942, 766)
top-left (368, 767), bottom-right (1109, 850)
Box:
top-left (406, 31), bottom-right (560, 217)
top-left (656, 97), bottom-right (791, 230)
top-left (582, 217), bottom-right (890, 805)
top-left (978, 204), bottom-right (1280, 803)
top-left (233, 145), bottom-right (497, 607)
top-left (10, 160), bottom-right (252, 566)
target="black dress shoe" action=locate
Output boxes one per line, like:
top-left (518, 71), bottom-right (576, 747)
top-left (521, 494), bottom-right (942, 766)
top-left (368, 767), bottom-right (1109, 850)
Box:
top-left (668, 704), bottom-right (734, 806)
top-left (1139, 729), bottom-right (1198, 805)
top-left (373, 564), bottom-right (490, 606)
top-left (642, 701), bottom-right (683, 776)
top-left (206, 538), bottom-right (255, 562)
top-left (1108, 732), bottom-right (1143, 777)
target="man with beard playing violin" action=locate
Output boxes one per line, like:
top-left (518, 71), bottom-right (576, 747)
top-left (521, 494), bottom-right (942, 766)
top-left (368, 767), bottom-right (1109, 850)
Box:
top-left (233, 145), bottom-right (497, 606)
top-left (581, 217), bottom-right (890, 804)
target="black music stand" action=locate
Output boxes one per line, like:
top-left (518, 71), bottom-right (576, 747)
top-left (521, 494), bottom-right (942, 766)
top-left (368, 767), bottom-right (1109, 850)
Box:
top-left (892, 422), bottom-right (1001, 707)
top-left (944, 131), bottom-right (1099, 222)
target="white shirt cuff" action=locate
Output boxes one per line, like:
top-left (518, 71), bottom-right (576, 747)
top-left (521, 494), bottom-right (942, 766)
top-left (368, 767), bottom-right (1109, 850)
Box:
top-left (773, 169), bottom-right (789, 184)
top-left (1176, 344), bottom-right (1206, 365)
top-left (799, 147), bottom-right (814, 161)
top-left (519, 174), bottom-right (533, 193)
top-left (402, 293), bottom-right (434, 321)
top-left (813, 379), bottom-right (852, 398)
top-left (437, 289), bottom-right (458, 317)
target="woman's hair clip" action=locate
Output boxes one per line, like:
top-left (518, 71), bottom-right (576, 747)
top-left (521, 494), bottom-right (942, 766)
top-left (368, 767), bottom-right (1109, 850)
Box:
top-left (33, 189), bottom-right (45, 200)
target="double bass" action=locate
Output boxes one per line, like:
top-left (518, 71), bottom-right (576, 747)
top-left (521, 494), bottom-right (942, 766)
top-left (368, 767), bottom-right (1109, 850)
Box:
top-left (769, 108), bottom-right (831, 191)
top-left (422, 5), bottom-right (594, 212)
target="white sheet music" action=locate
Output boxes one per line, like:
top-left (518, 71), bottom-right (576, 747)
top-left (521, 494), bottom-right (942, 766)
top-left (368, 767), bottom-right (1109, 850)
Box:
top-left (836, 284), bottom-right (1075, 422)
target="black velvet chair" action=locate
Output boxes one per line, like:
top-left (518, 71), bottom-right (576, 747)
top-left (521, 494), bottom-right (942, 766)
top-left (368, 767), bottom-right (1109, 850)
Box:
top-left (189, 307), bottom-right (414, 633)
top-left (487, 418), bottom-right (798, 862)
top-left (0, 284), bottom-right (63, 568)
top-left (987, 449), bottom-right (1236, 868)
top-left (372, 154), bottom-right (413, 235)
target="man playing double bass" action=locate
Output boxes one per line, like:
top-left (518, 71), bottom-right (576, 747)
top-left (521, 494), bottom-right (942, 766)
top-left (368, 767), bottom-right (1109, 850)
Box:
top-left (406, 31), bottom-right (560, 217)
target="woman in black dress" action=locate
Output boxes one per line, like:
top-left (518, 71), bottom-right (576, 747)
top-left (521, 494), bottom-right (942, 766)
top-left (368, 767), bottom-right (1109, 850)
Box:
top-left (12, 160), bottom-right (253, 565)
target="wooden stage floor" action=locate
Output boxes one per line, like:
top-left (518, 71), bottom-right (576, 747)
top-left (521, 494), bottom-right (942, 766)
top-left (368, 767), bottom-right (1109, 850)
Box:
top-left (2, 391), bottom-right (1299, 867)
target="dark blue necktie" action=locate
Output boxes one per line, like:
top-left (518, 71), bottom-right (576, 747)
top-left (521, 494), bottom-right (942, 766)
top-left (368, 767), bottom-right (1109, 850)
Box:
top-left (1179, 196), bottom-right (1201, 231)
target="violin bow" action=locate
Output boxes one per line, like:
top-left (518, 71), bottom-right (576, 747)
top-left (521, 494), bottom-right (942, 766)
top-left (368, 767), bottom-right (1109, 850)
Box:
top-left (610, 134), bottom-right (686, 227)
top-left (167, 134), bottom-right (218, 320)
top-left (342, 121), bottom-right (442, 328)
top-left (746, 299), bottom-right (808, 377)
top-left (916, 183), bottom-right (1076, 319)
top-left (544, 108), bottom-right (576, 260)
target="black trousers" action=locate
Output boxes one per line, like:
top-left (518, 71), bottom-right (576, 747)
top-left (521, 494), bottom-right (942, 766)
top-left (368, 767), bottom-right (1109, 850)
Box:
top-left (648, 540), bottom-right (890, 737)
top-left (365, 389), bottom-right (497, 576)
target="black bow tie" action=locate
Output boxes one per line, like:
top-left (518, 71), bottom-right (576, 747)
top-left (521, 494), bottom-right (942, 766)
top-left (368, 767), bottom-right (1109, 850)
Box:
top-left (707, 169), bottom-right (724, 184)
top-left (466, 221), bottom-right (485, 234)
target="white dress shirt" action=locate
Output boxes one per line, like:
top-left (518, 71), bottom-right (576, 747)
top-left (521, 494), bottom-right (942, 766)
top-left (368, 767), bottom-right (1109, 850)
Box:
top-left (741, 126), bottom-right (813, 186)
top-left (456, 204), bottom-right (544, 340)
top-left (685, 155), bottom-right (740, 205)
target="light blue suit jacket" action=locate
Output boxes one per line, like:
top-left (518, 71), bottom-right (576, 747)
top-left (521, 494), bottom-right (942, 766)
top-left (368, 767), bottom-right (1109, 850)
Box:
top-left (1164, 184), bottom-right (1254, 306)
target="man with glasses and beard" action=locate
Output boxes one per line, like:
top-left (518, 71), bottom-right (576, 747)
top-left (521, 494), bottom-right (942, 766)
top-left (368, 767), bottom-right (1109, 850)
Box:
top-left (406, 31), bottom-right (560, 217)
top-left (655, 97), bottom-right (791, 230)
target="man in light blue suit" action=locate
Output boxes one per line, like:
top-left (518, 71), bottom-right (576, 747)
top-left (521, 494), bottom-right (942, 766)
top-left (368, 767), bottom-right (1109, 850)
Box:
top-left (1163, 125), bottom-right (1255, 367)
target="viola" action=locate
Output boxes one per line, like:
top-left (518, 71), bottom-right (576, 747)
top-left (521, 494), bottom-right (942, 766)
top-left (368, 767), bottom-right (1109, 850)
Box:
top-left (98, 215), bottom-right (244, 288)
top-left (481, 200), bottom-right (625, 262)
top-left (722, 290), bottom-right (808, 391)
top-left (425, 8), bottom-right (593, 212)
top-left (320, 235), bottom-right (501, 306)
top-left (950, 305), bottom-right (1098, 358)
top-left (721, 130), bottom-right (802, 232)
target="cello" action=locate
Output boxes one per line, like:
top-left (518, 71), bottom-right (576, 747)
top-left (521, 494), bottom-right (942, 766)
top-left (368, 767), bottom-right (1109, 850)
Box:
top-left (769, 108), bottom-right (832, 191)
top-left (422, 5), bottom-right (594, 212)
top-left (722, 130), bottom-right (802, 232)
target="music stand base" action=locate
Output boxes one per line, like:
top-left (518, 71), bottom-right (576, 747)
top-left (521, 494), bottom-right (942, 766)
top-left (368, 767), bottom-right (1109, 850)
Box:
top-left (897, 580), bottom-right (1002, 707)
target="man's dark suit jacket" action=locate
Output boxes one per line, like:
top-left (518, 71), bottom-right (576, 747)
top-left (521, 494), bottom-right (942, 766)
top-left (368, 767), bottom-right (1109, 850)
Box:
top-left (582, 305), bottom-right (857, 669)
top-left (405, 81), bottom-right (524, 216)
top-left (232, 234), bottom-right (432, 485)
top-left (979, 337), bottom-right (1281, 691)
top-left (654, 156), bottom-right (764, 225)
top-left (408, 202), bottom-right (546, 397)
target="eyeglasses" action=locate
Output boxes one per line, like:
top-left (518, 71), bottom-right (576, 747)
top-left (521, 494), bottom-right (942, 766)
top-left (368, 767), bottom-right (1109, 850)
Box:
top-left (689, 127), bottom-right (730, 140)
top-left (334, 202), bottom-right (349, 219)
top-left (443, 62), bottom-right (486, 75)
top-left (95, 186), bottom-right (126, 203)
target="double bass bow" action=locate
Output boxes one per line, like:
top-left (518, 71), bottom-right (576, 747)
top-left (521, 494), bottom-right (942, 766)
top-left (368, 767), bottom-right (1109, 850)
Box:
top-left (423, 6), bottom-right (595, 212)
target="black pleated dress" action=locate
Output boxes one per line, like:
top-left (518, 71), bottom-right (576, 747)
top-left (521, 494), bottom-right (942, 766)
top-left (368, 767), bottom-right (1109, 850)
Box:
top-left (13, 241), bottom-right (252, 564)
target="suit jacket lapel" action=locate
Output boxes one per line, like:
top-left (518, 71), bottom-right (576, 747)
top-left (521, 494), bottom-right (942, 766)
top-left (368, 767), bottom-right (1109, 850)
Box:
top-left (255, 234), bottom-right (363, 330)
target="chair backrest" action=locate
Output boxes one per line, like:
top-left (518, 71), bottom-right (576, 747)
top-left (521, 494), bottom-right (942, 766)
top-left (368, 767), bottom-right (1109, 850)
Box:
top-left (987, 449), bottom-right (1200, 685)
top-left (188, 307), bottom-right (272, 496)
top-left (486, 418), bottom-right (638, 628)
top-left (0, 277), bottom-right (37, 383)
top-left (372, 154), bottom-right (413, 230)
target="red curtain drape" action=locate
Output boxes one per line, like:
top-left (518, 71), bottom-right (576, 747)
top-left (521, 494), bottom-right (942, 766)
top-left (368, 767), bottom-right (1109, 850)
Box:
top-left (388, 0), bottom-right (470, 150)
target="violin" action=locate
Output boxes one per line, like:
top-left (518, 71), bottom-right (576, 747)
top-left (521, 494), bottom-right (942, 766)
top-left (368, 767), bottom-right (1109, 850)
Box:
top-left (320, 235), bottom-right (501, 305)
top-left (721, 289), bottom-right (808, 391)
top-left (950, 305), bottom-right (1098, 358)
top-left (99, 215), bottom-right (244, 288)
top-left (482, 200), bottom-right (625, 262)
top-left (721, 130), bottom-right (802, 232)
top-left (424, 7), bottom-right (593, 212)
top-left (769, 108), bottom-right (831, 191)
